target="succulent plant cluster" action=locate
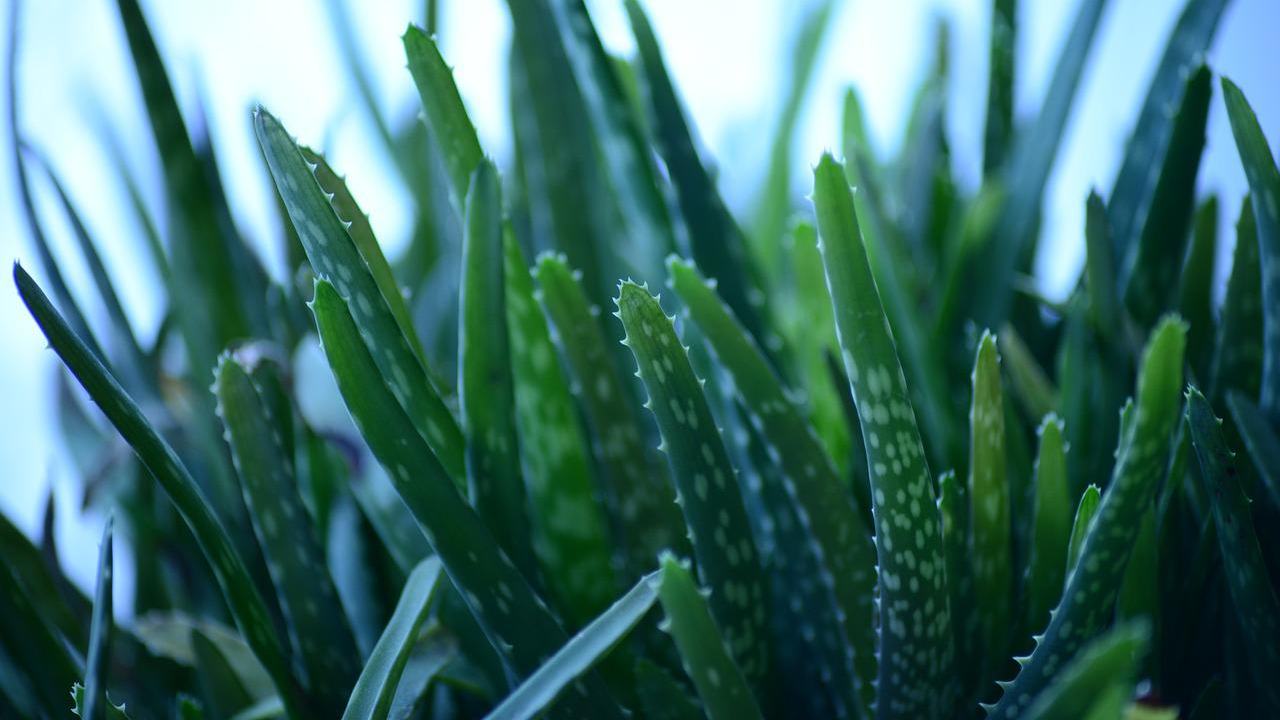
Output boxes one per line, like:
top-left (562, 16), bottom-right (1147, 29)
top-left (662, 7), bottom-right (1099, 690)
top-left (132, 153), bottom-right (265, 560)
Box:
top-left (5, 0), bottom-right (1280, 718)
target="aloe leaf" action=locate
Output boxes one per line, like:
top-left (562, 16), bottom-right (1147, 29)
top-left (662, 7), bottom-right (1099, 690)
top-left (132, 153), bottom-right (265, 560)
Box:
top-left (14, 264), bottom-right (306, 718)
top-left (309, 279), bottom-right (623, 717)
top-left (504, 232), bottom-right (616, 625)
top-left (301, 146), bottom-right (428, 371)
top-left (1117, 506), bottom-right (1158, 622)
top-left (1209, 198), bottom-right (1263, 400)
top-left (998, 325), bottom-right (1057, 427)
top-left (1121, 65), bottom-right (1212, 329)
top-left (1186, 387), bottom-right (1280, 713)
top-left (1108, 0), bottom-right (1231, 265)
top-left (750, 0), bottom-right (838, 269)
top-left (634, 658), bottom-right (701, 720)
top-left (812, 154), bottom-right (955, 716)
top-left (1226, 392), bottom-right (1280, 511)
top-left (133, 612), bottom-right (274, 700)
top-left (614, 280), bottom-right (772, 693)
top-left (1066, 485), bottom-right (1101, 574)
top-left (623, 0), bottom-right (766, 341)
top-left (1180, 197), bottom-right (1219, 381)
top-left (214, 354), bottom-right (361, 712)
top-left (534, 253), bottom-right (687, 578)
top-left (1020, 620), bottom-right (1149, 720)
top-left (486, 570), bottom-right (661, 720)
top-left (113, 0), bottom-right (259, 371)
top-left (990, 317), bottom-right (1185, 717)
top-left (937, 469), bottom-right (981, 705)
top-left (0, 506), bottom-right (88, 648)
top-left (0, 553), bottom-right (81, 715)
top-left (72, 683), bottom-right (131, 720)
top-left (1083, 191), bottom-right (1122, 341)
top-left (1221, 78), bottom-right (1280, 422)
top-left (967, 331), bottom-right (1013, 680)
top-left (82, 517), bottom-right (114, 720)
top-left (668, 256), bottom-right (876, 711)
top-left (653, 554), bottom-right (764, 720)
top-left (975, 0), bottom-right (1110, 324)
top-left (341, 558), bottom-right (444, 720)
top-left (403, 26), bottom-right (483, 208)
top-left (191, 627), bottom-right (256, 717)
top-left (458, 162), bottom-right (539, 582)
top-left (254, 108), bottom-right (465, 485)
top-left (983, 0), bottom-right (1017, 174)
top-left (1025, 415), bottom-right (1071, 636)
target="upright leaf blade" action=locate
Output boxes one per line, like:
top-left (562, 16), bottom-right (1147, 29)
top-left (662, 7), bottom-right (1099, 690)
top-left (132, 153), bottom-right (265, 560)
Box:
top-left (1210, 198), bottom-right (1263, 400)
top-left (614, 281), bottom-right (772, 695)
top-left (82, 517), bottom-right (115, 720)
top-left (342, 558), bottom-right (444, 720)
top-left (1221, 78), bottom-right (1280, 423)
top-left (459, 161), bottom-right (538, 581)
top-left (1226, 392), bottom-right (1280, 511)
top-left (812, 154), bottom-right (955, 717)
top-left (1066, 484), bottom-right (1101, 574)
top-left (1025, 415), bottom-right (1071, 635)
top-left (983, 0), bottom-right (1017, 174)
top-left (403, 26), bottom-right (484, 208)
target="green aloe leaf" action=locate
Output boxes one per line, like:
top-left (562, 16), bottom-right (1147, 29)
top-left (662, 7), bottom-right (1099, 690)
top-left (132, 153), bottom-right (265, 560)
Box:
top-left (504, 232), bottom-right (616, 625)
top-left (968, 331), bottom-right (1013, 681)
top-left (486, 570), bottom-right (661, 720)
top-left (937, 469), bottom-right (979, 704)
top-left (634, 658), bottom-right (701, 720)
top-left (1083, 191), bottom-right (1122, 343)
top-left (750, 0), bottom-right (838, 270)
top-left (653, 554), bottom-right (764, 720)
top-left (1186, 387), bottom-right (1280, 713)
top-left (1066, 484), bottom-right (1101, 574)
top-left (623, 0), bottom-right (767, 342)
top-left (82, 517), bottom-right (115, 720)
top-left (1121, 65), bottom-right (1212, 329)
top-left (1021, 620), bottom-right (1149, 720)
top-left (975, 0), bottom-right (1110, 325)
top-left (214, 354), bottom-right (361, 712)
top-left (1209, 198), bottom-right (1263, 400)
top-left (1025, 415), bottom-right (1071, 636)
top-left (668, 255), bottom-right (876, 712)
top-left (341, 558), bottom-right (444, 720)
top-left (1180, 196), bottom-right (1219, 381)
top-left (191, 627), bottom-right (255, 717)
top-left (1108, 0), bottom-right (1231, 265)
top-left (614, 280), bottom-right (772, 695)
top-left (1226, 391), bottom-right (1280, 511)
top-left (813, 153), bottom-right (955, 717)
top-left (1221, 77), bottom-right (1280, 422)
top-left (998, 325), bottom-right (1058, 440)
top-left (72, 683), bottom-right (131, 720)
top-left (14, 264), bottom-right (305, 718)
top-left (983, 0), bottom-right (1017, 174)
top-left (309, 278), bottom-right (622, 718)
top-left (458, 161), bottom-right (538, 581)
top-left (534, 253), bottom-right (687, 578)
top-left (254, 107), bottom-right (465, 485)
top-left (1117, 506), bottom-right (1158, 622)
top-left (301, 146), bottom-right (428, 371)
top-left (991, 317), bottom-right (1185, 717)
top-left (403, 25), bottom-right (483, 207)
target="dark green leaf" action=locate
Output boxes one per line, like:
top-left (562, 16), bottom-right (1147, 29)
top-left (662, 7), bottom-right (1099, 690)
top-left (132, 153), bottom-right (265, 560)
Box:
top-left (1025, 415), bottom-right (1070, 635)
top-left (1210, 198), bottom-right (1263, 400)
top-left (1021, 620), bottom-right (1149, 720)
top-left (1226, 391), bottom-right (1280, 512)
top-left (983, 0), bottom-right (1017, 174)
top-left (1180, 196), bottom-right (1219, 380)
top-left (82, 517), bottom-right (114, 720)
top-left (403, 26), bottom-right (484, 207)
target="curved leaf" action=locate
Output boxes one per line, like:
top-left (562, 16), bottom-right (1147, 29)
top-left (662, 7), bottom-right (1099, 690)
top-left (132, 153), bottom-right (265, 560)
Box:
top-left (1022, 621), bottom-right (1149, 720)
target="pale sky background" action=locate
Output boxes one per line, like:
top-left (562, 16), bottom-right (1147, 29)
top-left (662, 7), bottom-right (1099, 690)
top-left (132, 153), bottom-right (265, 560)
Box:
top-left (1, 0), bottom-right (1277, 612)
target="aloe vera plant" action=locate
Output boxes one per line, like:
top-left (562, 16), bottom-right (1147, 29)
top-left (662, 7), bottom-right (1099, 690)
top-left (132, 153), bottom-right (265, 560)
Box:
top-left (7, 0), bottom-right (1280, 717)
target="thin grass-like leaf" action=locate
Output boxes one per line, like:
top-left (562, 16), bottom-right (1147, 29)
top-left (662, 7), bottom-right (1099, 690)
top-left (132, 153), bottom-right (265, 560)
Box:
top-left (1225, 391), bottom-right (1280, 512)
top-left (486, 570), bottom-right (661, 720)
top-left (1209, 198), bottom-right (1263, 400)
top-left (668, 255), bottom-right (876, 712)
top-left (1065, 484), bottom-right (1101, 575)
top-left (983, 0), bottom-right (1017, 174)
top-left (535, 254), bottom-right (687, 578)
top-left (14, 264), bottom-right (306, 718)
top-left (614, 280), bottom-right (772, 694)
top-left (82, 517), bottom-right (114, 720)
top-left (1180, 196), bottom-right (1219, 380)
top-left (1221, 77), bottom-right (1280, 422)
top-left (505, 232), bottom-right (616, 625)
top-left (341, 558), bottom-right (444, 720)
top-left (1108, 0), bottom-right (1231, 264)
top-left (991, 317), bottom-right (1185, 717)
top-left (254, 108), bottom-right (465, 485)
top-left (1121, 65), bottom-right (1211, 329)
top-left (1083, 191), bottom-right (1123, 343)
top-left (653, 554), bottom-right (763, 720)
top-left (813, 153), bottom-right (955, 716)
top-left (459, 161), bottom-right (538, 581)
top-left (214, 354), bottom-right (361, 712)
top-left (1186, 387), bottom-right (1280, 714)
top-left (309, 278), bottom-right (623, 717)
